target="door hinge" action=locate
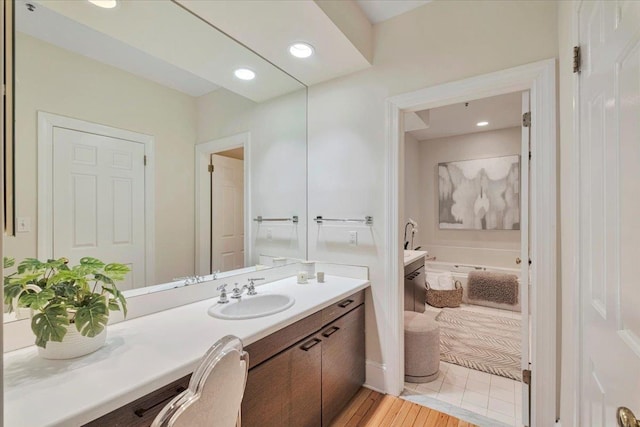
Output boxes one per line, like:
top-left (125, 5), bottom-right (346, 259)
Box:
top-left (523, 369), bottom-right (532, 385)
top-left (522, 112), bottom-right (531, 128)
top-left (208, 164), bottom-right (214, 173)
top-left (573, 46), bottom-right (582, 73)
top-left (144, 155), bottom-right (147, 166)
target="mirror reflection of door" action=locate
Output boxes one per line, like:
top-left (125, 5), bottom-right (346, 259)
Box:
top-left (53, 128), bottom-right (145, 291)
top-left (209, 150), bottom-right (244, 273)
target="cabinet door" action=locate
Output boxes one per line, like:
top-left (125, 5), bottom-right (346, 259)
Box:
top-left (321, 304), bottom-right (365, 427)
top-left (242, 336), bottom-right (322, 427)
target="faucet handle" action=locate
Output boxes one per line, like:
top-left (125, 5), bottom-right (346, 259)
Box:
top-left (217, 284), bottom-right (229, 304)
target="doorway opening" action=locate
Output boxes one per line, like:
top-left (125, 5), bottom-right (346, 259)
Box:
top-left (209, 148), bottom-right (245, 274)
top-left (195, 132), bottom-right (251, 277)
top-left (384, 59), bottom-right (557, 427)
top-left (400, 91), bottom-right (529, 427)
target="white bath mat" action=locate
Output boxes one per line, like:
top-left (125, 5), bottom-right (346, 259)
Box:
top-left (435, 308), bottom-right (521, 381)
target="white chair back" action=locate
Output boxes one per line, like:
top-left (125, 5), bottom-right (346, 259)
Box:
top-left (152, 335), bottom-right (249, 427)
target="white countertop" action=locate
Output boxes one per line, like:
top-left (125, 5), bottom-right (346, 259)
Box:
top-left (4, 275), bottom-right (370, 427)
top-left (404, 250), bottom-right (428, 266)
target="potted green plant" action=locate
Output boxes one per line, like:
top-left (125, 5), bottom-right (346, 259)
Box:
top-left (3, 256), bottom-right (129, 359)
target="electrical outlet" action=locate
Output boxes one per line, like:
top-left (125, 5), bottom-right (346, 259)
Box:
top-left (16, 217), bottom-right (31, 233)
top-left (349, 231), bottom-right (358, 246)
top-left (266, 228), bottom-right (273, 240)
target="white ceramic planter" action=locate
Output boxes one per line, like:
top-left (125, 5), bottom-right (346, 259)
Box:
top-left (37, 326), bottom-right (107, 360)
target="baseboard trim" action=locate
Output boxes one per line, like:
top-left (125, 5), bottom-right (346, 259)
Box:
top-left (364, 359), bottom-right (387, 393)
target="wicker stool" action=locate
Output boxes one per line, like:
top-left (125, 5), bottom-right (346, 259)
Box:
top-left (404, 311), bottom-right (440, 383)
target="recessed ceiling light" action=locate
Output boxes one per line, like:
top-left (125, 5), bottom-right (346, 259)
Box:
top-left (88, 0), bottom-right (118, 8)
top-left (477, 121), bottom-right (489, 127)
top-left (289, 42), bottom-right (314, 59)
top-left (234, 68), bottom-right (256, 81)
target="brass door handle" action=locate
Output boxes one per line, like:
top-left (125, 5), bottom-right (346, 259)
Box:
top-left (516, 257), bottom-right (522, 265)
top-left (618, 407), bottom-right (640, 427)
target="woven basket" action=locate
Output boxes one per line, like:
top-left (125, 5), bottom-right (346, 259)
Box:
top-left (426, 280), bottom-right (463, 308)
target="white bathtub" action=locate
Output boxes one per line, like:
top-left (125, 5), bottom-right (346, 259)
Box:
top-left (425, 260), bottom-right (522, 312)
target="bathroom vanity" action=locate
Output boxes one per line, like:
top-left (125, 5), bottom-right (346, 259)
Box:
top-left (4, 275), bottom-right (369, 427)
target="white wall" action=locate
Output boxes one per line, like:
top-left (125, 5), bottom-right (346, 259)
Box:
top-left (403, 132), bottom-right (421, 250)
top-left (308, 0), bottom-right (558, 390)
top-left (8, 33), bottom-right (197, 285)
top-left (197, 87), bottom-right (307, 264)
top-left (405, 127), bottom-right (521, 268)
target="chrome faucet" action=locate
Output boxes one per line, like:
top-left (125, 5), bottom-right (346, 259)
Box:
top-left (230, 283), bottom-right (245, 299)
top-left (212, 270), bottom-right (220, 280)
top-left (246, 278), bottom-right (265, 296)
top-left (217, 284), bottom-right (229, 304)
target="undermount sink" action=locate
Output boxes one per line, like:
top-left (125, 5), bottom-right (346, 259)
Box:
top-left (208, 293), bottom-right (295, 320)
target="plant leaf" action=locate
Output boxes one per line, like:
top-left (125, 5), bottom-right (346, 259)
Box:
top-left (74, 295), bottom-right (109, 338)
top-left (31, 305), bottom-right (69, 348)
top-left (4, 257), bottom-right (15, 269)
top-left (19, 289), bottom-right (56, 311)
top-left (79, 257), bottom-right (105, 270)
top-left (103, 286), bottom-right (127, 317)
top-left (17, 258), bottom-right (45, 274)
top-left (103, 264), bottom-right (130, 281)
top-left (3, 282), bottom-right (24, 308)
top-left (50, 282), bottom-right (77, 299)
top-left (93, 273), bottom-right (114, 286)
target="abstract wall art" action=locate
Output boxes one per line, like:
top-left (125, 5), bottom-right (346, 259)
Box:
top-left (438, 155), bottom-right (520, 230)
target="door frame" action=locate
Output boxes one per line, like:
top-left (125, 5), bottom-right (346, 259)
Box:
top-left (384, 59), bottom-right (557, 425)
top-left (37, 111), bottom-right (156, 286)
top-left (194, 132), bottom-right (251, 275)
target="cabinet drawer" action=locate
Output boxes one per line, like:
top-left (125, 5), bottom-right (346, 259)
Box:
top-left (246, 311), bottom-right (322, 369)
top-left (321, 290), bottom-right (365, 326)
top-left (83, 375), bottom-right (191, 427)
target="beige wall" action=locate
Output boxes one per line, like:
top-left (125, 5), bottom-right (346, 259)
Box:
top-left (197, 87), bottom-right (308, 264)
top-left (308, 0), bottom-right (558, 387)
top-left (406, 127), bottom-right (521, 268)
top-left (558, 1), bottom-right (577, 425)
top-left (8, 33), bottom-right (197, 285)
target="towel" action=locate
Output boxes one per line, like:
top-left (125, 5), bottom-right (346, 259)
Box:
top-left (467, 271), bottom-right (519, 305)
top-left (426, 269), bottom-right (454, 290)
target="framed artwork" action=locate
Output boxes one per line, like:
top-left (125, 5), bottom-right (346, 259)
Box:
top-left (438, 155), bottom-right (520, 230)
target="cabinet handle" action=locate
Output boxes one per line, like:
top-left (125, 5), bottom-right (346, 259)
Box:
top-left (133, 386), bottom-right (186, 418)
top-left (300, 338), bottom-right (321, 351)
top-left (338, 299), bottom-right (354, 308)
top-left (322, 326), bottom-right (340, 338)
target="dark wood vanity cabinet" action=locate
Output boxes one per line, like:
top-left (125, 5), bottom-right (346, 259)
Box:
top-left (84, 290), bottom-right (365, 427)
top-left (320, 304), bottom-right (365, 427)
top-left (242, 292), bottom-right (365, 427)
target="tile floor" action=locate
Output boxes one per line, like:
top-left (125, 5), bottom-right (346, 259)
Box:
top-left (404, 362), bottom-right (523, 426)
top-left (405, 304), bottom-right (524, 426)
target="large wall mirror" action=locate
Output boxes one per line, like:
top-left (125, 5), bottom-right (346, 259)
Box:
top-left (3, 0), bottom-right (307, 322)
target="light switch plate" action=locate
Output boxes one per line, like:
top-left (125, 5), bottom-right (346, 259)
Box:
top-left (16, 217), bottom-right (31, 233)
top-left (349, 231), bottom-right (358, 246)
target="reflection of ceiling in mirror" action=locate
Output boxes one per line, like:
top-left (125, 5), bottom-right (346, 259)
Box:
top-left (17, 0), bottom-right (303, 102)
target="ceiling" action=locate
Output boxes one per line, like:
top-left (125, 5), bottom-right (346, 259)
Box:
top-left (17, 0), bottom-right (437, 98)
top-left (20, 0), bottom-right (303, 102)
top-left (176, 0), bottom-right (373, 86)
top-left (355, 0), bottom-right (432, 24)
top-left (406, 92), bottom-right (523, 141)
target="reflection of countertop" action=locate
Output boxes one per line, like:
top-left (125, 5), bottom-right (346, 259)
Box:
top-left (4, 276), bottom-right (370, 427)
top-left (404, 250), bottom-right (428, 266)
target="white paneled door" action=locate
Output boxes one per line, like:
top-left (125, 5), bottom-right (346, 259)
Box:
top-left (579, 1), bottom-right (640, 425)
top-left (210, 154), bottom-right (244, 273)
top-left (52, 127), bottom-right (146, 290)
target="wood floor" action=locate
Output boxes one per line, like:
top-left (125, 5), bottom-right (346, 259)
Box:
top-left (330, 387), bottom-right (477, 427)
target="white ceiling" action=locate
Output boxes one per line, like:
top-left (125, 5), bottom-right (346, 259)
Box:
top-left (407, 92), bottom-right (523, 141)
top-left (20, 0), bottom-right (303, 102)
top-left (176, 0), bottom-right (373, 86)
top-left (355, 0), bottom-right (432, 24)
